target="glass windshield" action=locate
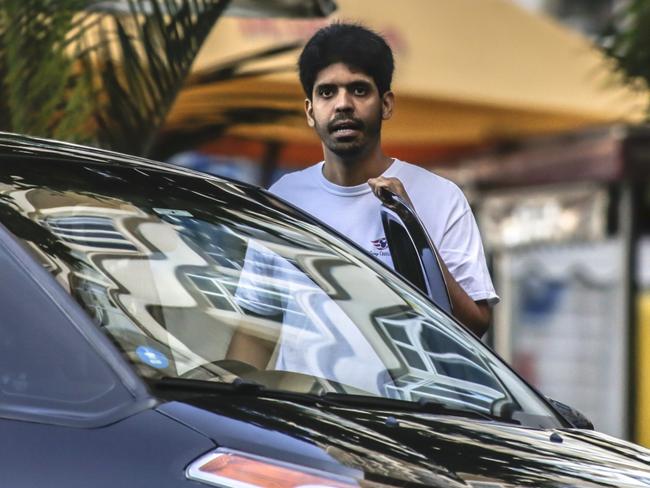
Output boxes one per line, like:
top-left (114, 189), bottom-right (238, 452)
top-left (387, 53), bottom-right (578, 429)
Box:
top-left (0, 158), bottom-right (560, 427)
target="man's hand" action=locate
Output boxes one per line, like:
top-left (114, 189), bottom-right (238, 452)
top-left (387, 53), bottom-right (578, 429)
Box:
top-left (368, 176), bottom-right (414, 209)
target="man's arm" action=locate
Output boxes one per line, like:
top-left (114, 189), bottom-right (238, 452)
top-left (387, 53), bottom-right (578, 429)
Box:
top-left (368, 176), bottom-right (492, 337)
top-left (438, 257), bottom-right (492, 337)
top-left (227, 241), bottom-right (283, 370)
top-left (226, 320), bottom-right (277, 370)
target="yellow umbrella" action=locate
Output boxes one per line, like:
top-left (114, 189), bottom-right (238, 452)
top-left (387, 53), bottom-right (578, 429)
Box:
top-left (163, 0), bottom-right (646, 150)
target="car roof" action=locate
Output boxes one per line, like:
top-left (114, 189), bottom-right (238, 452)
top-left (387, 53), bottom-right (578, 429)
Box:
top-left (0, 132), bottom-right (337, 244)
top-left (0, 131), bottom-right (254, 191)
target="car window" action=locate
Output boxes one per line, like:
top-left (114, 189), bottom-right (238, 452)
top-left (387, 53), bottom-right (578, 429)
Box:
top-left (0, 159), bottom-right (560, 427)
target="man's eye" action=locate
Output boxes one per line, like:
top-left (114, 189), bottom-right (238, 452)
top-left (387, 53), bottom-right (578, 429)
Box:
top-left (318, 87), bottom-right (334, 97)
top-left (353, 86), bottom-right (368, 96)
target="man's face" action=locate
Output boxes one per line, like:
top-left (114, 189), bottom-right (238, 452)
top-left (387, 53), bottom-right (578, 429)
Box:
top-left (305, 62), bottom-right (393, 159)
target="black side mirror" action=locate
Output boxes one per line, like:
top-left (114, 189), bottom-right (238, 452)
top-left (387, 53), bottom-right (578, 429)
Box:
top-left (378, 188), bottom-right (452, 315)
top-left (546, 397), bottom-right (594, 430)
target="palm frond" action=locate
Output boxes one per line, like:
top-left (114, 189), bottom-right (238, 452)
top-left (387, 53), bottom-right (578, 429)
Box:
top-left (600, 0), bottom-right (650, 105)
top-left (186, 40), bottom-right (302, 85)
top-left (0, 0), bottom-right (333, 156)
top-left (75, 0), bottom-right (233, 155)
top-left (0, 0), bottom-right (93, 141)
top-left (150, 39), bottom-right (303, 158)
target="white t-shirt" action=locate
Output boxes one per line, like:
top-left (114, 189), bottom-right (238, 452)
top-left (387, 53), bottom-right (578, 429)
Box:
top-left (270, 159), bottom-right (498, 305)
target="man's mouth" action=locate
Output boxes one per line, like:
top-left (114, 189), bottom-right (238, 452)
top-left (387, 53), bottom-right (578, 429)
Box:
top-left (329, 119), bottom-right (362, 138)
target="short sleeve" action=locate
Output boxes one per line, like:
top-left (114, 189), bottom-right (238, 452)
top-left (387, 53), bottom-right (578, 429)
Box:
top-left (439, 194), bottom-right (500, 306)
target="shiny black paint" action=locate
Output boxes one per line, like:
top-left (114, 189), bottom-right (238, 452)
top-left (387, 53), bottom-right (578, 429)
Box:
top-left (159, 392), bottom-right (650, 488)
top-left (0, 409), bottom-right (215, 488)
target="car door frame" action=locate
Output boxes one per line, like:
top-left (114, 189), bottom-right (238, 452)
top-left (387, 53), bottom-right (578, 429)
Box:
top-left (379, 189), bottom-right (453, 315)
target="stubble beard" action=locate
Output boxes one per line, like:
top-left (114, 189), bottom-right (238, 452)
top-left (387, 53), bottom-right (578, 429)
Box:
top-left (316, 114), bottom-right (383, 163)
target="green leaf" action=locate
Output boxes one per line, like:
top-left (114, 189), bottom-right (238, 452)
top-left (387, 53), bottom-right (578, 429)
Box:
top-left (0, 0), bottom-right (233, 154)
top-left (600, 0), bottom-right (650, 117)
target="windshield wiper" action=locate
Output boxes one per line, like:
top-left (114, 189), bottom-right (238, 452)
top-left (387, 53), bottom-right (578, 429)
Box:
top-left (150, 376), bottom-right (351, 409)
top-left (148, 377), bottom-right (520, 424)
top-left (150, 376), bottom-right (265, 395)
top-left (320, 392), bottom-right (520, 424)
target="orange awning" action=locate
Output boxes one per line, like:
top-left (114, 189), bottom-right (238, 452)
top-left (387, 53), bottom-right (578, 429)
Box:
top-left (163, 0), bottom-right (646, 149)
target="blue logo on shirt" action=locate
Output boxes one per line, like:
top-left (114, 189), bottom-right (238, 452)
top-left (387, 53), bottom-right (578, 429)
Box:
top-left (136, 346), bottom-right (169, 369)
top-left (371, 237), bottom-right (388, 251)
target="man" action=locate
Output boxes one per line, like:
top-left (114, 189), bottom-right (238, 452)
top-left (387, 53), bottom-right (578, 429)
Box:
top-left (268, 23), bottom-right (498, 337)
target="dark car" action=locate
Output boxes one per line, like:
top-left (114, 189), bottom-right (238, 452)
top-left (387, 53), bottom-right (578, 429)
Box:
top-left (1, 132), bottom-right (649, 487)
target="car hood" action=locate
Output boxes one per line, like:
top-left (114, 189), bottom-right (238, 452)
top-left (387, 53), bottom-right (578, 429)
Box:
top-left (157, 395), bottom-right (650, 488)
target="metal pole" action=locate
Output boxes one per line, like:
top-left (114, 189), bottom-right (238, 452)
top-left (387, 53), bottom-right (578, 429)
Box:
top-left (620, 180), bottom-right (638, 441)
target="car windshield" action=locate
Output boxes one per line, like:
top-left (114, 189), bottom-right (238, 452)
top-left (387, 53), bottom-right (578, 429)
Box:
top-left (0, 157), bottom-right (560, 427)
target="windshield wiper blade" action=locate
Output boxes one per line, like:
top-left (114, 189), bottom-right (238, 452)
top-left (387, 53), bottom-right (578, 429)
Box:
top-left (320, 392), bottom-right (520, 424)
top-left (321, 392), bottom-right (472, 414)
top-left (149, 378), bottom-right (519, 424)
top-left (149, 377), bottom-right (265, 395)
top-left (151, 377), bottom-right (341, 410)
top-left (149, 377), bottom-right (338, 406)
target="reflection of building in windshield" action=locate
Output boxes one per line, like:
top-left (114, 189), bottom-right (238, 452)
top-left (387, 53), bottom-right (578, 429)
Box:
top-left (2, 180), bottom-right (514, 411)
top-left (186, 268), bottom-right (309, 324)
top-left (45, 216), bottom-right (139, 252)
top-left (4, 185), bottom-right (387, 388)
top-left (186, 273), bottom-right (242, 314)
top-left (377, 311), bottom-right (506, 412)
top-left (0, 186), bottom-right (215, 373)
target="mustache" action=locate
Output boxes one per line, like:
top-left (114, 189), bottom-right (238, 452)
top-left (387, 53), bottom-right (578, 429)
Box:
top-left (327, 116), bottom-right (364, 133)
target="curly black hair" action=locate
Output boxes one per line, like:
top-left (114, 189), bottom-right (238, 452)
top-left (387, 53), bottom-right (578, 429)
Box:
top-left (298, 22), bottom-right (395, 99)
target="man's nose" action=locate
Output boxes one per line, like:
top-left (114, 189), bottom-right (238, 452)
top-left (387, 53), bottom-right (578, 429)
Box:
top-left (334, 90), bottom-right (353, 112)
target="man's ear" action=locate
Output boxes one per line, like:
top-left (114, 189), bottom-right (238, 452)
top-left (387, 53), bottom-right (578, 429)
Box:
top-left (381, 91), bottom-right (394, 120)
top-left (304, 98), bottom-right (315, 127)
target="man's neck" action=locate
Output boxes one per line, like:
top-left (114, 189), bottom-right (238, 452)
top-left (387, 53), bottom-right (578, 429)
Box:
top-left (322, 147), bottom-right (393, 187)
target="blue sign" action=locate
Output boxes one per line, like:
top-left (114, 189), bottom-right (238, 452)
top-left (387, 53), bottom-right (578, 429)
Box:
top-left (136, 346), bottom-right (169, 369)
